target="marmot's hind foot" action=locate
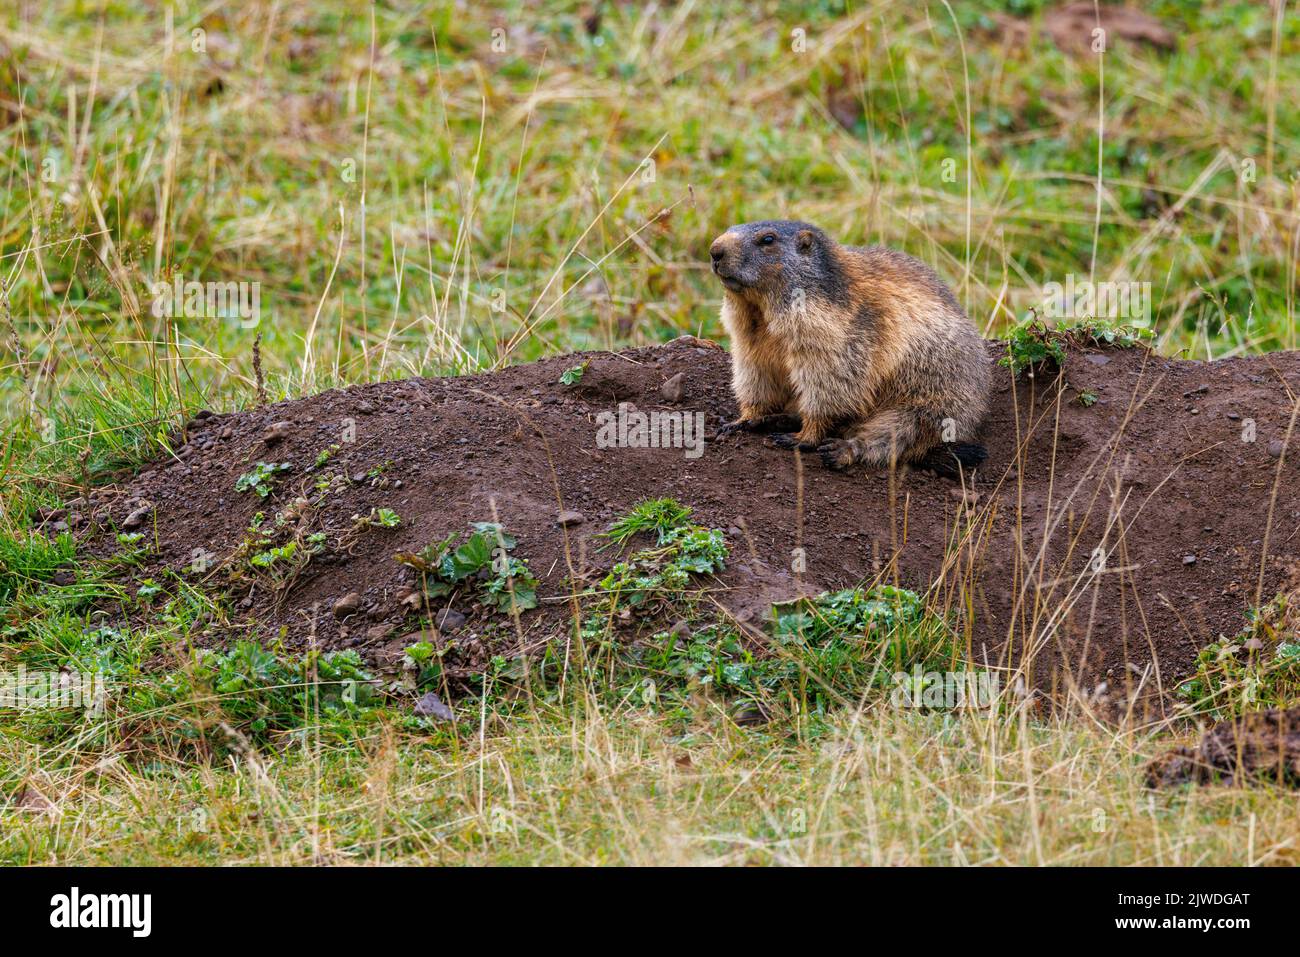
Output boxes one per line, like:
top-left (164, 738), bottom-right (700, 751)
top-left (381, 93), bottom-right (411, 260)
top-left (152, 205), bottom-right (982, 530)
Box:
top-left (816, 439), bottom-right (857, 470)
top-left (917, 442), bottom-right (987, 479)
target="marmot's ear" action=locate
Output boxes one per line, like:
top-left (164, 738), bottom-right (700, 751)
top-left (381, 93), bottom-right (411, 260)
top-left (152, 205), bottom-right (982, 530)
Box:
top-left (796, 230), bottom-right (814, 253)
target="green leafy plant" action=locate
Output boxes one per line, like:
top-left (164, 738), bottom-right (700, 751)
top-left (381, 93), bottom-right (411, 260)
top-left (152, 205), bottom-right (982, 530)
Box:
top-left (313, 444), bottom-right (340, 468)
top-left (230, 506), bottom-right (325, 587)
top-left (395, 522), bottom-right (539, 613)
top-left (600, 525), bottom-right (727, 610)
top-left (234, 462), bottom-right (292, 498)
top-left (104, 530), bottom-right (150, 569)
top-left (403, 639), bottom-right (450, 687)
top-left (1002, 316), bottom-right (1152, 375)
top-left (484, 556), bottom-right (539, 612)
top-left (643, 623), bottom-right (759, 692)
top-left (132, 642), bottom-right (378, 741)
top-left (559, 361), bottom-right (589, 385)
top-left (250, 541), bottom-right (299, 569)
top-left (1175, 596), bottom-right (1300, 719)
top-left (136, 578), bottom-right (163, 600)
top-left (633, 584), bottom-right (963, 718)
top-left (769, 585), bottom-right (960, 690)
top-left (1003, 316), bottom-right (1067, 373)
top-left (582, 501), bottom-right (964, 722)
top-left (355, 507), bottom-right (401, 529)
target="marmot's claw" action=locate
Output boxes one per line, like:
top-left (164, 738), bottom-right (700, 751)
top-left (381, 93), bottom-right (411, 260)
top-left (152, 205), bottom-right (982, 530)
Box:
top-left (818, 440), bottom-right (855, 470)
top-left (716, 418), bottom-right (751, 439)
top-left (770, 433), bottom-right (821, 452)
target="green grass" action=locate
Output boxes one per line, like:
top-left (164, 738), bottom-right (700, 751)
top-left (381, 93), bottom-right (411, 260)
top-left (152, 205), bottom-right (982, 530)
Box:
top-left (7, 689), bottom-right (1299, 866)
top-left (3, 0), bottom-right (1300, 865)
top-left (602, 497), bottom-right (697, 546)
top-left (0, 528), bottom-right (74, 607)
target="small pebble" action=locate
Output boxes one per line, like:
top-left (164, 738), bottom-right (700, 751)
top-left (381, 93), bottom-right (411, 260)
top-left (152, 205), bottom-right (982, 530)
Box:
top-left (414, 691), bottom-right (455, 721)
top-left (264, 421), bottom-right (293, 443)
top-left (556, 509), bottom-right (585, 528)
top-left (122, 503), bottom-right (154, 529)
top-left (660, 372), bottom-right (686, 404)
top-left (333, 592), bottom-right (362, 619)
top-left (436, 608), bottom-right (467, 631)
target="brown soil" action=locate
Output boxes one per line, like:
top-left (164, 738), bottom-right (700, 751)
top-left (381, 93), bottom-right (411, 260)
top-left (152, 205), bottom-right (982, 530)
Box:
top-left (980, 4), bottom-right (1176, 55)
top-left (83, 336), bottom-right (1300, 707)
top-left (1147, 707), bottom-right (1300, 788)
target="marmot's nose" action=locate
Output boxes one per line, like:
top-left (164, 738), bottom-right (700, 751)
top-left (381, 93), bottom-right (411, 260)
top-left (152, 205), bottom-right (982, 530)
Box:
top-left (709, 240), bottom-right (726, 263)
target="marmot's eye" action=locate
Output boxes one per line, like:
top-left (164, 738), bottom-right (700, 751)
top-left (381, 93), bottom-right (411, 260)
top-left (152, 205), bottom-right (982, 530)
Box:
top-left (759, 234), bottom-right (777, 246)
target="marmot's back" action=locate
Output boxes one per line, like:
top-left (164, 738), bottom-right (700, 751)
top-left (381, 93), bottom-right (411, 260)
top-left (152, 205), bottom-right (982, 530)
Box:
top-left (845, 244), bottom-right (991, 438)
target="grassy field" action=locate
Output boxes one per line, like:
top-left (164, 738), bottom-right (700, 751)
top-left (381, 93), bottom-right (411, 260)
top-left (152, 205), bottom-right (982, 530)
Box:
top-left (2, 0), bottom-right (1300, 865)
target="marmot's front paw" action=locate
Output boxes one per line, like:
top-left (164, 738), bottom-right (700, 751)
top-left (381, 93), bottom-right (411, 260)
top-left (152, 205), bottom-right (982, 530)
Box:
top-left (817, 440), bottom-right (856, 470)
top-left (716, 418), bottom-right (753, 439)
top-left (767, 433), bottom-right (820, 452)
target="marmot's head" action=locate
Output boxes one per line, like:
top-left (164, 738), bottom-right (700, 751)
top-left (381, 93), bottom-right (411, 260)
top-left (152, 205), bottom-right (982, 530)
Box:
top-left (709, 220), bottom-right (837, 304)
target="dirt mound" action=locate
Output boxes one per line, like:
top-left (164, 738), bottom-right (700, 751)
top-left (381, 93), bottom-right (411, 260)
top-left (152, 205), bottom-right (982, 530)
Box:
top-left (981, 4), bottom-right (1176, 55)
top-left (86, 336), bottom-right (1300, 704)
top-left (1147, 707), bottom-right (1300, 788)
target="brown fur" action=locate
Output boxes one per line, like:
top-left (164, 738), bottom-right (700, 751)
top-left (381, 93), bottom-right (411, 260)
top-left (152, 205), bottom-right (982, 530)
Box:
top-left (711, 224), bottom-right (990, 472)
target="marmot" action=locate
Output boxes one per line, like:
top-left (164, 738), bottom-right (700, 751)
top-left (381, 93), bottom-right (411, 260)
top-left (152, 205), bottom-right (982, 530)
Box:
top-left (709, 220), bottom-right (990, 477)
